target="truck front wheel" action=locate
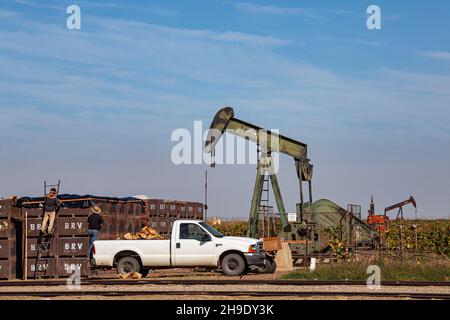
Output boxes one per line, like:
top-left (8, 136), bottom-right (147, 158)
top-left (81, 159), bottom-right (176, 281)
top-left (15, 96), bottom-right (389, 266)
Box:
top-left (221, 253), bottom-right (246, 276)
top-left (117, 256), bottom-right (141, 274)
top-left (255, 258), bottom-right (276, 274)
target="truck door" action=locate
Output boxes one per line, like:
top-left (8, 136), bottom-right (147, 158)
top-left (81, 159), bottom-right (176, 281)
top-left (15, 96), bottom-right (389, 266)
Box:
top-left (173, 223), bottom-right (216, 266)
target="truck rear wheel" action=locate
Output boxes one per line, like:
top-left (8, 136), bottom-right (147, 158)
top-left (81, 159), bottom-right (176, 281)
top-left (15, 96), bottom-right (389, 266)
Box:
top-left (221, 253), bottom-right (246, 276)
top-left (117, 256), bottom-right (140, 274)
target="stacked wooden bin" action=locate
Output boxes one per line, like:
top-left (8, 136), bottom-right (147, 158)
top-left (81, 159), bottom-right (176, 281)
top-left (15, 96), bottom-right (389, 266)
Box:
top-left (147, 200), bottom-right (204, 236)
top-left (96, 200), bottom-right (150, 240)
top-left (23, 206), bottom-right (91, 279)
top-left (0, 195), bottom-right (204, 280)
top-left (0, 199), bottom-right (18, 280)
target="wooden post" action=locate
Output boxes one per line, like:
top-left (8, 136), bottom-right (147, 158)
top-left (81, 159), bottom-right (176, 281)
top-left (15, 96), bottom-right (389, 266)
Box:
top-left (24, 211), bottom-right (28, 280)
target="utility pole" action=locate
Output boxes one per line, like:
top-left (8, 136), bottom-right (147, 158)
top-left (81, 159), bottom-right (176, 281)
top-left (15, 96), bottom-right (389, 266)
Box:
top-left (204, 170), bottom-right (208, 222)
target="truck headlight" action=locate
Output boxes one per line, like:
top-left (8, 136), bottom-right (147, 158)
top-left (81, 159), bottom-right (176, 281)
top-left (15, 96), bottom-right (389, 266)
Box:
top-left (248, 244), bottom-right (257, 253)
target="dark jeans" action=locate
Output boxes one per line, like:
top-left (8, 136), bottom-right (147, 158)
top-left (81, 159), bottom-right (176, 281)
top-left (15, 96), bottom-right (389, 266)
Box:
top-left (88, 229), bottom-right (100, 258)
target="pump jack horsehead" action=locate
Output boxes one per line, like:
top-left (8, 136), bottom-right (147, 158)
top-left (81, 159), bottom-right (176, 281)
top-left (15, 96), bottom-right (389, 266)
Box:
top-left (204, 107), bottom-right (315, 266)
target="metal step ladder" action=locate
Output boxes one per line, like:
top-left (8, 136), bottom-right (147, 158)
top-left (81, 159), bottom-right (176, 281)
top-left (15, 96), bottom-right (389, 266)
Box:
top-left (44, 180), bottom-right (61, 197)
top-left (34, 233), bottom-right (54, 279)
top-left (37, 234), bottom-right (53, 258)
top-left (34, 180), bottom-right (61, 279)
top-left (259, 173), bottom-right (271, 237)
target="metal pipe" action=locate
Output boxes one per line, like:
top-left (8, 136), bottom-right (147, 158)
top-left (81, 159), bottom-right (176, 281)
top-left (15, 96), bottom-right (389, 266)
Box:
top-left (308, 181), bottom-right (313, 204)
top-left (299, 179), bottom-right (304, 223)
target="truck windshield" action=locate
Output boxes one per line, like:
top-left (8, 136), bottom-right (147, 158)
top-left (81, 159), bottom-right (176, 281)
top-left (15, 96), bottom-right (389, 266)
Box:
top-left (199, 222), bottom-right (224, 238)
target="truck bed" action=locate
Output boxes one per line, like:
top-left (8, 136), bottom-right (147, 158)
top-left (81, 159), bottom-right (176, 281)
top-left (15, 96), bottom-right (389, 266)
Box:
top-left (94, 239), bottom-right (172, 267)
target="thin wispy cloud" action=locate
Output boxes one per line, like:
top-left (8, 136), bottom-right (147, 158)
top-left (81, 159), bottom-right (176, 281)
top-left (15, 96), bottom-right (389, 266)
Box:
top-left (383, 13), bottom-right (405, 22)
top-left (77, 1), bottom-right (178, 16)
top-left (234, 2), bottom-right (307, 15)
top-left (350, 38), bottom-right (385, 48)
top-left (14, 0), bottom-right (178, 16)
top-left (91, 17), bottom-right (291, 46)
top-left (316, 36), bottom-right (385, 48)
top-left (208, 30), bottom-right (290, 45)
top-left (0, 9), bottom-right (21, 18)
top-left (419, 51), bottom-right (450, 61)
top-left (334, 9), bottom-right (355, 16)
top-left (15, 0), bottom-right (64, 10)
top-left (231, 2), bottom-right (324, 20)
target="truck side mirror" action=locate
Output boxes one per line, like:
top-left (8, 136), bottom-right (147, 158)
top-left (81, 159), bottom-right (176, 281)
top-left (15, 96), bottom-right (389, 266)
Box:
top-left (201, 234), bottom-right (211, 242)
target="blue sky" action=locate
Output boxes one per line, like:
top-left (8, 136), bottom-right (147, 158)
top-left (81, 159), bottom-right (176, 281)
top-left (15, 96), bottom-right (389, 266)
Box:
top-left (0, 0), bottom-right (449, 219)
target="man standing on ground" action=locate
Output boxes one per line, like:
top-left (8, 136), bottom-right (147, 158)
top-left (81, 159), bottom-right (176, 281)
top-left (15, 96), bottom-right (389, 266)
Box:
top-left (87, 205), bottom-right (104, 259)
top-left (41, 188), bottom-right (61, 235)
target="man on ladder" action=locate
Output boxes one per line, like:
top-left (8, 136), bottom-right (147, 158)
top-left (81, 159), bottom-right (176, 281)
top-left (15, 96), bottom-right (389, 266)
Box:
top-left (41, 187), bottom-right (61, 235)
top-left (35, 183), bottom-right (61, 279)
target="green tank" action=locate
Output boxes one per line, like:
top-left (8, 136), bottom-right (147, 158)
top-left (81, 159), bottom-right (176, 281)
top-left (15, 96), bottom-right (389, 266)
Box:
top-left (299, 199), bottom-right (379, 253)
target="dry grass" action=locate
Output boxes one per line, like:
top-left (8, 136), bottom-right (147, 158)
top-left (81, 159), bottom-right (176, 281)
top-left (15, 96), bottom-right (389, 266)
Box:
top-left (283, 257), bottom-right (450, 282)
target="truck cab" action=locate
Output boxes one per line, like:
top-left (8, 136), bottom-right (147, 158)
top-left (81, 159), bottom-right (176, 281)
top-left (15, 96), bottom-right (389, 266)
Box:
top-left (171, 221), bottom-right (263, 269)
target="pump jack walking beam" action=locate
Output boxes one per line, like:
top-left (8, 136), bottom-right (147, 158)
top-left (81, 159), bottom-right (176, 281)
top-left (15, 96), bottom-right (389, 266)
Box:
top-left (205, 107), bottom-right (312, 162)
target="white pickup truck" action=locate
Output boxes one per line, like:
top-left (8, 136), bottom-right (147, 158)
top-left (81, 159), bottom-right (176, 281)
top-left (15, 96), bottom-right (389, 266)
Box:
top-left (92, 220), bottom-right (274, 276)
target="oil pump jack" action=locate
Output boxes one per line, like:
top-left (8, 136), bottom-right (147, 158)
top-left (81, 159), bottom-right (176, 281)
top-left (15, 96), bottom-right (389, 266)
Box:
top-left (385, 196), bottom-right (417, 221)
top-left (367, 195), bottom-right (417, 233)
top-left (204, 107), bottom-right (315, 259)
